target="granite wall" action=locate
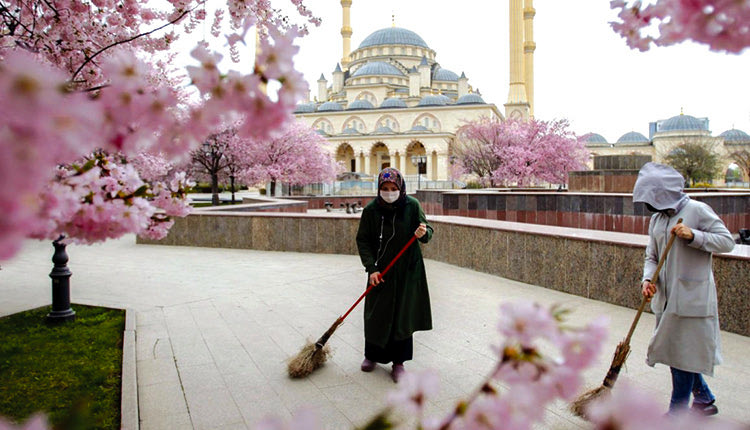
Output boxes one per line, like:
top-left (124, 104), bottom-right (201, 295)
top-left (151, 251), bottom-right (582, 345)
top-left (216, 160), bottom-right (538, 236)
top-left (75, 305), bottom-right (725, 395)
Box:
top-left (417, 190), bottom-right (750, 236)
top-left (138, 212), bottom-right (750, 336)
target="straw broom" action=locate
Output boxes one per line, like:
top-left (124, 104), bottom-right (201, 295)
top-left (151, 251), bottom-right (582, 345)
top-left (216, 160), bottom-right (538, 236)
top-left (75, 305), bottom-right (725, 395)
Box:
top-left (571, 218), bottom-right (682, 418)
top-left (288, 235), bottom-right (418, 378)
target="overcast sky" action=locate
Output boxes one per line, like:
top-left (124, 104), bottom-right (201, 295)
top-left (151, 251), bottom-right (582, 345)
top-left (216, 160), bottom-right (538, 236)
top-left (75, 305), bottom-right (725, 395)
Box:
top-left (286, 0), bottom-right (750, 142)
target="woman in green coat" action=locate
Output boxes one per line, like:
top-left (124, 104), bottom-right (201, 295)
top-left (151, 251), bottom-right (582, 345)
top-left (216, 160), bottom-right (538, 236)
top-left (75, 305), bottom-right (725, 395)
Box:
top-left (356, 167), bottom-right (433, 383)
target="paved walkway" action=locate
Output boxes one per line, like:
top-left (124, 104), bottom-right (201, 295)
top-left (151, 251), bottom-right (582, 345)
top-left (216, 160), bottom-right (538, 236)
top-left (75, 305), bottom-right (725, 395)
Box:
top-left (2, 236), bottom-right (749, 429)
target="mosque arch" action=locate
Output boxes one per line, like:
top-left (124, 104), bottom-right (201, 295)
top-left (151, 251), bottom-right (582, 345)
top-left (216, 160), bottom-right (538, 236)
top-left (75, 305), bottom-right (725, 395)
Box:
top-left (405, 140), bottom-right (427, 176)
top-left (342, 116), bottom-right (367, 133)
top-left (412, 113), bottom-right (441, 132)
top-left (312, 118), bottom-right (334, 135)
top-left (369, 141), bottom-right (392, 172)
top-left (356, 91), bottom-right (378, 105)
top-left (336, 143), bottom-right (356, 173)
top-left (376, 114), bottom-right (400, 132)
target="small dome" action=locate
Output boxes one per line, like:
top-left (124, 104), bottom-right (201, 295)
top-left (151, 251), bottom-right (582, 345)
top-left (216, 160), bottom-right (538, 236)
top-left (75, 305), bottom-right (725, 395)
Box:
top-left (585, 133), bottom-right (608, 144)
top-left (351, 61), bottom-right (405, 78)
top-left (658, 114), bottom-right (708, 132)
top-left (456, 94), bottom-right (485, 105)
top-left (380, 97), bottom-right (408, 108)
top-left (347, 99), bottom-right (375, 110)
top-left (374, 125), bottom-right (394, 134)
top-left (720, 128), bottom-right (750, 143)
top-left (316, 129), bottom-right (328, 136)
top-left (409, 125), bottom-right (430, 132)
top-left (358, 27), bottom-right (430, 49)
top-left (342, 127), bottom-right (360, 135)
top-left (293, 102), bottom-right (317, 113)
top-left (432, 67), bottom-right (459, 81)
top-left (616, 131), bottom-right (649, 144)
top-left (317, 101), bottom-right (344, 112)
top-left (417, 94), bottom-right (450, 106)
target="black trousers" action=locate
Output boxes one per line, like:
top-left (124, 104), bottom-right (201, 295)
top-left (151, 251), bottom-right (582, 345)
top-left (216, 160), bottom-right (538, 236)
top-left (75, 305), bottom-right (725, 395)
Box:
top-left (365, 335), bottom-right (413, 364)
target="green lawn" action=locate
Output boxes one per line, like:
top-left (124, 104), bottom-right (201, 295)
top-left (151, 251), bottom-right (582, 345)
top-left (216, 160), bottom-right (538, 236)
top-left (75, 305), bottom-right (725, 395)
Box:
top-left (0, 305), bottom-right (125, 429)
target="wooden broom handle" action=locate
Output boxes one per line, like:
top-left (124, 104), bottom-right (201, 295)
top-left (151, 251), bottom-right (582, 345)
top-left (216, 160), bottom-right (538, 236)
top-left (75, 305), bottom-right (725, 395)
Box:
top-left (623, 217), bottom-right (682, 344)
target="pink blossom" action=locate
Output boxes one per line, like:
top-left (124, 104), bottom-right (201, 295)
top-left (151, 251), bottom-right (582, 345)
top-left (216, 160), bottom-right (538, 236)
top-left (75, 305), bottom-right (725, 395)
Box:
top-left (496, 301), bottom-right (558, 348)
top-left (386, 370), bottom-right (440, 415)
top-left (610, 0), bottom-right (750, 53)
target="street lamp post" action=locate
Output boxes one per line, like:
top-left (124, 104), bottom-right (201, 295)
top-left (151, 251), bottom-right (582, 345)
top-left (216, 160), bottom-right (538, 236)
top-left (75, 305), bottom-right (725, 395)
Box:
top-left (410, 155), bottom-right (427, 190)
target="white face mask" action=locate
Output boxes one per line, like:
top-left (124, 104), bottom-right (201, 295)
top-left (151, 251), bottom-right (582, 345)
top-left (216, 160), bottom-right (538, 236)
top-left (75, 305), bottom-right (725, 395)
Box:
top-left (381, 190), bottom-right (400, 203)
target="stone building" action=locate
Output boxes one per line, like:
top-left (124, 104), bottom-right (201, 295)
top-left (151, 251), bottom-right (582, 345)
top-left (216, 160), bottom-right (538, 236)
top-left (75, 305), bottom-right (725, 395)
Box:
top-left (293, 1), bottom-right (537, 183)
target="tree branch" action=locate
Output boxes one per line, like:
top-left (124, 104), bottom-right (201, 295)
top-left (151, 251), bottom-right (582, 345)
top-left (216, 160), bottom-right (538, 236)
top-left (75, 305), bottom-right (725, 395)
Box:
top-left (70, 2), bottom-right (202, 83)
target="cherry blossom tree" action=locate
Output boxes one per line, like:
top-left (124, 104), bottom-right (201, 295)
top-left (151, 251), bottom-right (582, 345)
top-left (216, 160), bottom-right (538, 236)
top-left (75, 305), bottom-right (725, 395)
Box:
top-left (189, 128), bottom-right (244, 206)
top-left (0, 0), bottom-right (319, 259)
top-left (610, 0), bottom-right (750, 53)
top-left (455, 118), bottom-right (590, 188)
top-left (239, 122), bottom-right (341, 196)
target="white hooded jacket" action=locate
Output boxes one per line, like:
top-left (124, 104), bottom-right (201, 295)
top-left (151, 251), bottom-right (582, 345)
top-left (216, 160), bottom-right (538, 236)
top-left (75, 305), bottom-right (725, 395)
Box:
top-left (633, 163), bottom-right (735, 375)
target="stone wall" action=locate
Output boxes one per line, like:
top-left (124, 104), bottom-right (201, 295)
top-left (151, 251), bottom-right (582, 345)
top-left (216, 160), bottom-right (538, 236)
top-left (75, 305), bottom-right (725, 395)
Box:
top-left (417, 190), bottom-right (750, 236)
top-left (138, 212), bottom-right (750, 336)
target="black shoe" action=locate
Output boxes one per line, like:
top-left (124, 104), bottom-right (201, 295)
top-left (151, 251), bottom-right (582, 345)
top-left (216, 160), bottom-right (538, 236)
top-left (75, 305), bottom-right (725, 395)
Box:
top-left (691, 400), bottom-right (718, 416)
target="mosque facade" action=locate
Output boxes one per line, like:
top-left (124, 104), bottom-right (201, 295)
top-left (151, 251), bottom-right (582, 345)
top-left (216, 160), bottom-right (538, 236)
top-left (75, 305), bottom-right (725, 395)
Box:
top-left (293, 1), bottom-right (536, 184)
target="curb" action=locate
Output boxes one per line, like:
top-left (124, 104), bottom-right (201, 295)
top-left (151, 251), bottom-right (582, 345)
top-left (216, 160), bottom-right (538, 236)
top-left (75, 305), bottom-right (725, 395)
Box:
top-left (121, 309), bottom-right (139, 430)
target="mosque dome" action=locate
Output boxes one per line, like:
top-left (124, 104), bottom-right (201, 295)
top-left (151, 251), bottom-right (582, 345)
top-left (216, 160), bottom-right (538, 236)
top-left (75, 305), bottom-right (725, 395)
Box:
top-left (409, 125), bottom-right (431, 132)
top-left (358, 27), bottom-right (430, 49)
top-left (585, 133), bottom-right (608, 144)
top-left (374, 125), bottom-right (395, 134)
top-left (293, 102), bottom-right (317, 113)
top-left (317, 101), bottom-right (344, 112)
top-left (432, 67), bottom-right (459, 81)
top-left (720, 128), bottom-right (750, 143)
top-left (351, 61), bottom-right (405, 77)
top-left (659, 114), bottom-right (708, 132)
top-left (456, 94), bottom-right (485, 105)
top-left (380, 97), bottom-right (408, 108)
top-left (347, 99), bottom-right (375, 110)
top-left (616, 131), bottom-right (649, 144)
top-left (342, 127), bottom-right (360, 135)
top-left (417, 94), bottom-right (451, 106)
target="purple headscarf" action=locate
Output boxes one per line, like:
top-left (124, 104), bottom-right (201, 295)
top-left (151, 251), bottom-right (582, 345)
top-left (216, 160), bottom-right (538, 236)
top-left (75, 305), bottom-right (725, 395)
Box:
top-left (377, 167), bottom-right (407, 208)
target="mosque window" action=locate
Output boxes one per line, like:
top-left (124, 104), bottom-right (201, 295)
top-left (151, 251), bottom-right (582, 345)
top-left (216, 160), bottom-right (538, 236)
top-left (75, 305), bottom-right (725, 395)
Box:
top-left (424, 118), bottom-right (429, 127)
top-left (409, 48), bottom-right (414, 55)
top-left (378, 48), bottom-right (383, 55)
top-left (389, 47), bottom-right (394, 55)
top-left (399, 47), bottom-right (404, 54)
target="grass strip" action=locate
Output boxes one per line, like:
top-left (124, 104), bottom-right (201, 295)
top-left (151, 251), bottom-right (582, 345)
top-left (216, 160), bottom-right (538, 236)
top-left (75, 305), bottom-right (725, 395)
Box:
top-left (0, 305), bottom-right (124, 429)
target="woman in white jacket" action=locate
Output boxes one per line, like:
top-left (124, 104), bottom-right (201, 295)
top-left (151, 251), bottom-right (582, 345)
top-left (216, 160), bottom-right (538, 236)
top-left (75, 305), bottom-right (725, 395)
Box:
top-left (634, 162), bottom-right (735, 416)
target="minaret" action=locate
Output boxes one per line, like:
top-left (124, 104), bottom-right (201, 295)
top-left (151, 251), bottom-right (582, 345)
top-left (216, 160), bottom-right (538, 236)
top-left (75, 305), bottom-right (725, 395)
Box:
top-left (523, 0), bottom-right (536, 117)
top-left (341, 0), bottom-right (353, 68)
top-left (505, 0), bottom-right (530, 120)
top-left (317, 74), bottom-right (328, 102)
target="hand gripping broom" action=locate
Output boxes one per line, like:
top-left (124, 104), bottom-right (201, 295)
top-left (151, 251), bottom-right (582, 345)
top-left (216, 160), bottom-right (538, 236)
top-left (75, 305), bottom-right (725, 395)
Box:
top-left (571, 218), bottom-right (681, 418)
top-left (287, 234), bottom-right (418, 378)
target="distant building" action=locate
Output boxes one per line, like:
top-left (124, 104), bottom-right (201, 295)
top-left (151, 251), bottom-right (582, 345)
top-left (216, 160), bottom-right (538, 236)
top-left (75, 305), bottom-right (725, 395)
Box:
top-left (584, 112), bottom-right (750, 183)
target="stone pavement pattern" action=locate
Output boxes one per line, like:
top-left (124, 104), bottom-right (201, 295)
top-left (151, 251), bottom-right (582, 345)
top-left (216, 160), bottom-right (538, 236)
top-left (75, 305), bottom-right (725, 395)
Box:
top-left (2, 236), bottom-right (749, 429)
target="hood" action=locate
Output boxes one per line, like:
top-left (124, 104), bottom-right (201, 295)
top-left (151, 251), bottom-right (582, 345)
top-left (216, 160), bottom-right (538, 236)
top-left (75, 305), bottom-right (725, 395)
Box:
top-left (632, 162), bottom-right (689, 211)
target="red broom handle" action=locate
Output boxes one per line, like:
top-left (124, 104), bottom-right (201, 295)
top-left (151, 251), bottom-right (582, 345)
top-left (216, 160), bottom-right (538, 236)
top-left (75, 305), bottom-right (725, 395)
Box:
top-left (340, 234), bottom-right (419, 322)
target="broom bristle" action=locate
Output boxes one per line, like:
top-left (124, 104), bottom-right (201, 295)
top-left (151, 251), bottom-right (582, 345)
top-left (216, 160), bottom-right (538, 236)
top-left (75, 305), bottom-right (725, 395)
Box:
top-left (571, 385), bottom-right (610, 419)
top-left (287, 341), bottom-right (331, 378)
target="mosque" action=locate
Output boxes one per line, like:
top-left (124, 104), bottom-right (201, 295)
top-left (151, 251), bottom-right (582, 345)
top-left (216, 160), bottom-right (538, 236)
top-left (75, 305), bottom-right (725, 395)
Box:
top-left (293, 0), bottom-right (536, 184)
top-left (585, 113), bottom-right (750, 183)
top-left (293, 0), bottom-right (750, 186)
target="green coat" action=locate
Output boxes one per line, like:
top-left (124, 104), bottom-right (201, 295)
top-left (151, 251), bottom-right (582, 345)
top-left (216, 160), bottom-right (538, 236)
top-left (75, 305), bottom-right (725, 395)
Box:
top-left (356, 196), bottom-right (433, 348)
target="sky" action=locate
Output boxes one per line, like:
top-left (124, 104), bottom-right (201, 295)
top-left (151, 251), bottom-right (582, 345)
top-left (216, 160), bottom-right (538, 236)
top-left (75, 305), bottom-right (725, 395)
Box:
top-left (285, 0), bottom-right (750, 142)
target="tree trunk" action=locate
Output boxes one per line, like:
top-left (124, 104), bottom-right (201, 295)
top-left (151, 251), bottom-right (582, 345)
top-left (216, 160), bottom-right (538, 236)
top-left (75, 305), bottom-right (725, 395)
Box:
top-left (211, 173), bottom-right (220, 206)
top-left (230, 175), bottom-right (236, 204)
top-left (270, 180), bottom-right (277, 196)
